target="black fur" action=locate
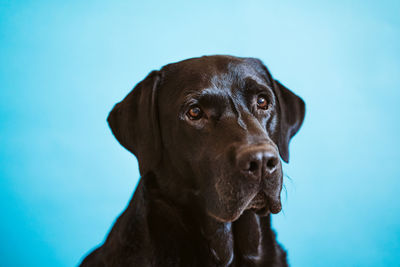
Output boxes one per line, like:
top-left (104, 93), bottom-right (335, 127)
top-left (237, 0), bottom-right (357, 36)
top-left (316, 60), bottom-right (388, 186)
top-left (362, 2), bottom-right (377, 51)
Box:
top-left (80, 55), bottom-right (305, 266)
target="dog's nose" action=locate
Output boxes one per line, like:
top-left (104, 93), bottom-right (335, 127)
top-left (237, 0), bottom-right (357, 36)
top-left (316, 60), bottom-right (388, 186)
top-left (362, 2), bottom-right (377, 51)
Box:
top-left (237, 145), bottom-right (279, 179)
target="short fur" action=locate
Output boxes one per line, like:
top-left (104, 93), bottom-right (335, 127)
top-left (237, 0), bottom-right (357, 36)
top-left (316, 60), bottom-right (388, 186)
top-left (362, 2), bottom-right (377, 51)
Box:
top-left (80, 55), bottom-right (305, 267)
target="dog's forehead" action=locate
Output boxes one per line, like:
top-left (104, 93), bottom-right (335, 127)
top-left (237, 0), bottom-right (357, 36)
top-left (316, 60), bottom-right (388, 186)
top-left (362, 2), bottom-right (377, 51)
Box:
top-left (160, 56), bottom-right (269, 99)
top-left (210, 63), bottom-right (267, 90)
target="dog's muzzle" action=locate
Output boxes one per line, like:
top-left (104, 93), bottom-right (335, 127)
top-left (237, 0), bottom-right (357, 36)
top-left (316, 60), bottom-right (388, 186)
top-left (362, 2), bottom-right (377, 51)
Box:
top-left (236, 144), bottom-right (283, 215)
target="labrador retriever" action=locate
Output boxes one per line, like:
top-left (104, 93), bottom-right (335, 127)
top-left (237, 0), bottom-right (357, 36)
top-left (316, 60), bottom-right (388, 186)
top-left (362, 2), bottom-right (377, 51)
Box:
top-left (80, 55), bottom-right (305, 267)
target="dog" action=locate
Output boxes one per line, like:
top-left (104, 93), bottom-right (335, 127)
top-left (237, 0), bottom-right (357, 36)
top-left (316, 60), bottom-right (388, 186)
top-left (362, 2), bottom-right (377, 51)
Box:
top-left (80, 55), bottom-right (305, 266)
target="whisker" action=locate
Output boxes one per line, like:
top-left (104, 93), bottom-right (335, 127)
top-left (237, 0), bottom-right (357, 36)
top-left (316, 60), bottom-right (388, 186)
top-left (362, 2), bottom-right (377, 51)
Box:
top-left (280, 172), bottom-right (296, 215)
top-left (284, 173), bottom-right (293, 183)
top-left (282, 183), bottom-right (288, 202)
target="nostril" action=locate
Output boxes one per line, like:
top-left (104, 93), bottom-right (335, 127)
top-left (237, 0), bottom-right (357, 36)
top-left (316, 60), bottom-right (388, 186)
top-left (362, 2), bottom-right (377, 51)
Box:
top-left (266, 158), bottom-right (276, 168)
top-left (248, 161), bottom-right (258, 173)
top-left (266, 156), bottom-right (278, 172)
top-left (237, 146), bottom-right (279, 179)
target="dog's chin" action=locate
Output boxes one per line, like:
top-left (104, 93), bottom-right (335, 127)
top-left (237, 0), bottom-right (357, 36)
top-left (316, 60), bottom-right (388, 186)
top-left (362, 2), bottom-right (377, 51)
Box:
top-left (206, 192), bottom-right (282, 223)
top-left (207, 209), bottom-right (242, 223)
top-left (206, 199), bottom-right (258, 223)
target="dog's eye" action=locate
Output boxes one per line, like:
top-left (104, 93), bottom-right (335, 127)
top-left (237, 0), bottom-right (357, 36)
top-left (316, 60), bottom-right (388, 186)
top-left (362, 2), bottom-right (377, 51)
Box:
top-left (256, 96), bottom-right (268, 110)
top-left (187, 106), bottom-right (203, 120)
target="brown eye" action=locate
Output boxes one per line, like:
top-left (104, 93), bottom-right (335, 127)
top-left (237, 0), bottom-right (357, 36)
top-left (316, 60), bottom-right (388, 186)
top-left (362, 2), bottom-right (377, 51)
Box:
top-left (256, 96), bottom-right (268, 109)
top-left (187, 106), bottom-right (203, 120)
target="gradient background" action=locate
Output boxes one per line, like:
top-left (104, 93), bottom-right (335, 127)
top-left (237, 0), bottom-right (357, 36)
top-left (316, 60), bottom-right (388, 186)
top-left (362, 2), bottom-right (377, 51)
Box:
top-left (1, 0), bottom-right (400, 266)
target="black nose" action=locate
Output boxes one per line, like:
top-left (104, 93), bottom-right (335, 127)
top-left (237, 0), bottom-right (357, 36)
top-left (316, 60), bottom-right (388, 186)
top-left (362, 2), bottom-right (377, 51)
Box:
top-left (237, 145), bottom-right (279, 179)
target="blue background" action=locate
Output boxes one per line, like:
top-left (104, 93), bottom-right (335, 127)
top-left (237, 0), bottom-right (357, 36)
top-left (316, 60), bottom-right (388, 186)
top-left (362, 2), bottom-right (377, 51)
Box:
top-left (1, 0), bottom-right (399, 266)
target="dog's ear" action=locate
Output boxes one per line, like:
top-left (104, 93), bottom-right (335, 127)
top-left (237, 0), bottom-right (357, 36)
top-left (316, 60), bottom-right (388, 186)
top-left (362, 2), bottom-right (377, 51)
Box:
top-left (271, 79), bottom-right (305, 163)
top-left (107, 70), bottom-right (162, 175)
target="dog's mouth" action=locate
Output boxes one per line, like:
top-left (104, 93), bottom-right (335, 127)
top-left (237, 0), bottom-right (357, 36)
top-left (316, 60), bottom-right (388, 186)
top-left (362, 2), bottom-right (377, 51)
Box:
top-left (246, 191), bottom-right (282, 215)
top-left (246, 191), bottom-right (268, 216)
top-left (247, 191), bottom-right (267, 210)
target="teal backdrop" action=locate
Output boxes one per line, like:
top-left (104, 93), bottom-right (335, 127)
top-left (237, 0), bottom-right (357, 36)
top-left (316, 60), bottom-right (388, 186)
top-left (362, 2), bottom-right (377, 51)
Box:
top-left (1, 0), bottom-right (399, 266)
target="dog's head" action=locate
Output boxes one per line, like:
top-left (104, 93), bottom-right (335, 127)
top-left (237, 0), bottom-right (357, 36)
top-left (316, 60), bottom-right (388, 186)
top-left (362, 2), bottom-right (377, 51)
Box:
top-left (108, 55), bottom-right (305, 222)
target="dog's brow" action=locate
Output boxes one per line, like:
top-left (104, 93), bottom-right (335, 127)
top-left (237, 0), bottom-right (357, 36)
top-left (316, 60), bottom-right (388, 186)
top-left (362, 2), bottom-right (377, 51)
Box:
top-left (242, 77), bottom-right (271, 93)
top-left (183, 88), bottom-right (228, 103)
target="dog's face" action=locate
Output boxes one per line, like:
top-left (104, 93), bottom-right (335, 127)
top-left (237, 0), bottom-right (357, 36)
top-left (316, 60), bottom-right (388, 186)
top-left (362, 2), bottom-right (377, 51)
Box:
top-left (108, 56), bottom-right (305, 222)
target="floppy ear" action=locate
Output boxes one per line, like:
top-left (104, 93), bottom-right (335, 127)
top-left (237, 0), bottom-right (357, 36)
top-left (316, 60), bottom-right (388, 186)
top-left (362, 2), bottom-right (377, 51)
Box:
top-left (107, 70), bottom-right (162, 175)
top-left (272, 79), bottom-right (305, 163)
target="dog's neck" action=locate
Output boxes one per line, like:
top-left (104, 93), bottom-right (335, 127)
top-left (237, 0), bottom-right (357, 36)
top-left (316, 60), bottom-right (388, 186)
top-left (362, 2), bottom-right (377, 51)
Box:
top-left (138, 171), bottom-right (283, 266)
top-left (199, 209), bottom-right (267, 266)
top-left (199, 214), bottom-right (235, 266)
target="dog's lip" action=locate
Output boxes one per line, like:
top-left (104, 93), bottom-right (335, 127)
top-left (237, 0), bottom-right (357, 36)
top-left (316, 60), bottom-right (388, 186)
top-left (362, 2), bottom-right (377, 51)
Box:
top-left (246, 191), bottom-right (282, 215)
top-left (246, 191), bottom-right (268, 210)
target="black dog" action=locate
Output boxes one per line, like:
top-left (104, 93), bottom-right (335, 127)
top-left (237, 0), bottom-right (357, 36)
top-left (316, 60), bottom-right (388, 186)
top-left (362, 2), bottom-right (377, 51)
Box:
top-left (80, 55), bottom-right (305, 266)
